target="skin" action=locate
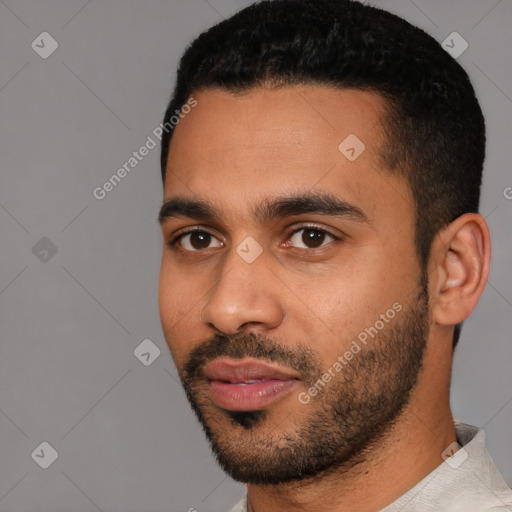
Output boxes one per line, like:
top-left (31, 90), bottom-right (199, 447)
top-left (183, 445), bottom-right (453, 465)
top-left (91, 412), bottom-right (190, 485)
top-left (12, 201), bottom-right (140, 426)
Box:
top-left (158, 85), bottom-right (491, 512)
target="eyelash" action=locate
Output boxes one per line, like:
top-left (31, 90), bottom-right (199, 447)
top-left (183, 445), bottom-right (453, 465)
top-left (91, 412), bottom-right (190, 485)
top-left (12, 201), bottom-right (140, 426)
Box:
top-left (166, 224), bottom-right (341, 252)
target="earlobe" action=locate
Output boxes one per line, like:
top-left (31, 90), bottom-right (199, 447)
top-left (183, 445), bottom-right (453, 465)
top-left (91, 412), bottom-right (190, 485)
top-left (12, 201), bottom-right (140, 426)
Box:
top-left (432, 213), bottom-right (491, 327)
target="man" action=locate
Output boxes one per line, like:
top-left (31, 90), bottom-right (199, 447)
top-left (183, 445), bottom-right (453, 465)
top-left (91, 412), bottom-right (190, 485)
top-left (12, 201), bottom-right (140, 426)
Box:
top-left (157, 0), bottom-right (512, 510)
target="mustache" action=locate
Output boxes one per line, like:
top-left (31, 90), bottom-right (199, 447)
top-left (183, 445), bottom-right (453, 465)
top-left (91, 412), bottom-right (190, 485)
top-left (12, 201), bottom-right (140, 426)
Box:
top-left (182, 332), bottom-right (321, 384)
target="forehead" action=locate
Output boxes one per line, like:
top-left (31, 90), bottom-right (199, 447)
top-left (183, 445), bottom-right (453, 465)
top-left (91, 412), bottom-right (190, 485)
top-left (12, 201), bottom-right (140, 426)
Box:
top-left (163, 85), bottom-right (413, 226)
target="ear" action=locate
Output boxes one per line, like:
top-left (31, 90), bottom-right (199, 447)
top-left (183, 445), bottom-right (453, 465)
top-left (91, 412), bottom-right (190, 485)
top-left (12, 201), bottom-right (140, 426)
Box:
top-left (430, 213), bottom-right (491, 327)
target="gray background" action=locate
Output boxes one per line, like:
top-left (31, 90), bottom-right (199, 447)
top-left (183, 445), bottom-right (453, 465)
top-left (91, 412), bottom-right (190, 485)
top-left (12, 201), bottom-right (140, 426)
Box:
top-left (0, 1), bottom-right (511, 511)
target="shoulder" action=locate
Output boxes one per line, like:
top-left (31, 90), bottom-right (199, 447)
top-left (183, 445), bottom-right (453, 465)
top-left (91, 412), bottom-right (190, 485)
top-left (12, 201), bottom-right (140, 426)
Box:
top-left (384, 422), bottom-right (512, 511)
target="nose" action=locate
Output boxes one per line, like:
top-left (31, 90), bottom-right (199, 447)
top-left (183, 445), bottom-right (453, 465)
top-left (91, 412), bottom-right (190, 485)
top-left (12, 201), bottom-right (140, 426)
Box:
top-left (200, 246), bottom-right (284, 335)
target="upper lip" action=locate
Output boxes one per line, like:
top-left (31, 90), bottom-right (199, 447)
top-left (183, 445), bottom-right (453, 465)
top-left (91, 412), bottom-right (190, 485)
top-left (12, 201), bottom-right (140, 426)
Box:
top-left (204, 358), bottom-right (300, 383)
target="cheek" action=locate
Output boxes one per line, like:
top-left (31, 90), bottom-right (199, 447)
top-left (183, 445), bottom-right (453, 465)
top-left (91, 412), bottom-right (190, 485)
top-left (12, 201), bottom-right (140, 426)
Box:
top-left (307, 289), bottom-right (368, 358)
top-left (158, 261), bottom-right (195, 353)
top-left (159, 254), bottom-right (196, 309)
top-left (158, 262), bottom-right (176, 325)
top-left (297, 256), bottom-right (409, 353)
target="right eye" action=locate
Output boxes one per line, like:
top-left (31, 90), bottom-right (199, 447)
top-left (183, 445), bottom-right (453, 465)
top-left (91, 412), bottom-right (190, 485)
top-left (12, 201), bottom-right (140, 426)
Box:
top-left (169, 229), bottom-right (224, 252)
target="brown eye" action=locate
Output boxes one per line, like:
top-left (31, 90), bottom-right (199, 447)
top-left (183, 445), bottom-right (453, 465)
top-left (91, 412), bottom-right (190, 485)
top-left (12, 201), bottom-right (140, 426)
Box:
top-left (302, 229), bottom-right (326, 248)
top-left (175, 230), bottom-right (223, 251)
top-left (289, 227), bottom-right (336, 249)
top-left (189, 232), bottom-right (212, 250)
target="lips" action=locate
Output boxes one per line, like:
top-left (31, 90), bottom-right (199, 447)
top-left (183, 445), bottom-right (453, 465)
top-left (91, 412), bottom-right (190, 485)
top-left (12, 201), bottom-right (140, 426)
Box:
top-left (204, 358), bottom-right (300, 383)
top-left (203, 358), bottom-right (300, 411)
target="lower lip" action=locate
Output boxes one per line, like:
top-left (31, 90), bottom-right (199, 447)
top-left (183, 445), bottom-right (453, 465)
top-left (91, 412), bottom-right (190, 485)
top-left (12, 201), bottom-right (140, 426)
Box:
top-left (208, 379), bottom-right (299, 411)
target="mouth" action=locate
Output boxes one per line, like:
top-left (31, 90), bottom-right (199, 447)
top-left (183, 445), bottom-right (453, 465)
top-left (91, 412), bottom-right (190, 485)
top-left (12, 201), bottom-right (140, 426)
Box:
top-left (203, 358), bottom-right (300, 411)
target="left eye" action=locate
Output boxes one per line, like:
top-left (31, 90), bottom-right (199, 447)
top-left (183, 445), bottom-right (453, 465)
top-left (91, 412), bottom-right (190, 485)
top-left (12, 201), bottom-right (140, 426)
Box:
top-left (288, 227), bottom-right (337, 249)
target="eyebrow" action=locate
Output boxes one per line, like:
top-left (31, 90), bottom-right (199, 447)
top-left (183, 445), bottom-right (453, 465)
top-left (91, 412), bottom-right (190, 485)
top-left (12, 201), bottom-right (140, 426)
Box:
top-left (158, 192), bottom-right (370, 226)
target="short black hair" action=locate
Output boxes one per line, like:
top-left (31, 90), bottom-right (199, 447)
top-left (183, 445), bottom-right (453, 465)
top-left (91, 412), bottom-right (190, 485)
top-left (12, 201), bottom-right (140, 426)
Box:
top-left (160, 0), bottom-right (485, 349)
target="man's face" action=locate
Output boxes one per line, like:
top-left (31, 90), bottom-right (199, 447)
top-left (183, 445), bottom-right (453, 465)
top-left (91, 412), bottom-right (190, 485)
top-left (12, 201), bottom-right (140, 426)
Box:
top-left (158, 86), bottom-right (430, 483)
